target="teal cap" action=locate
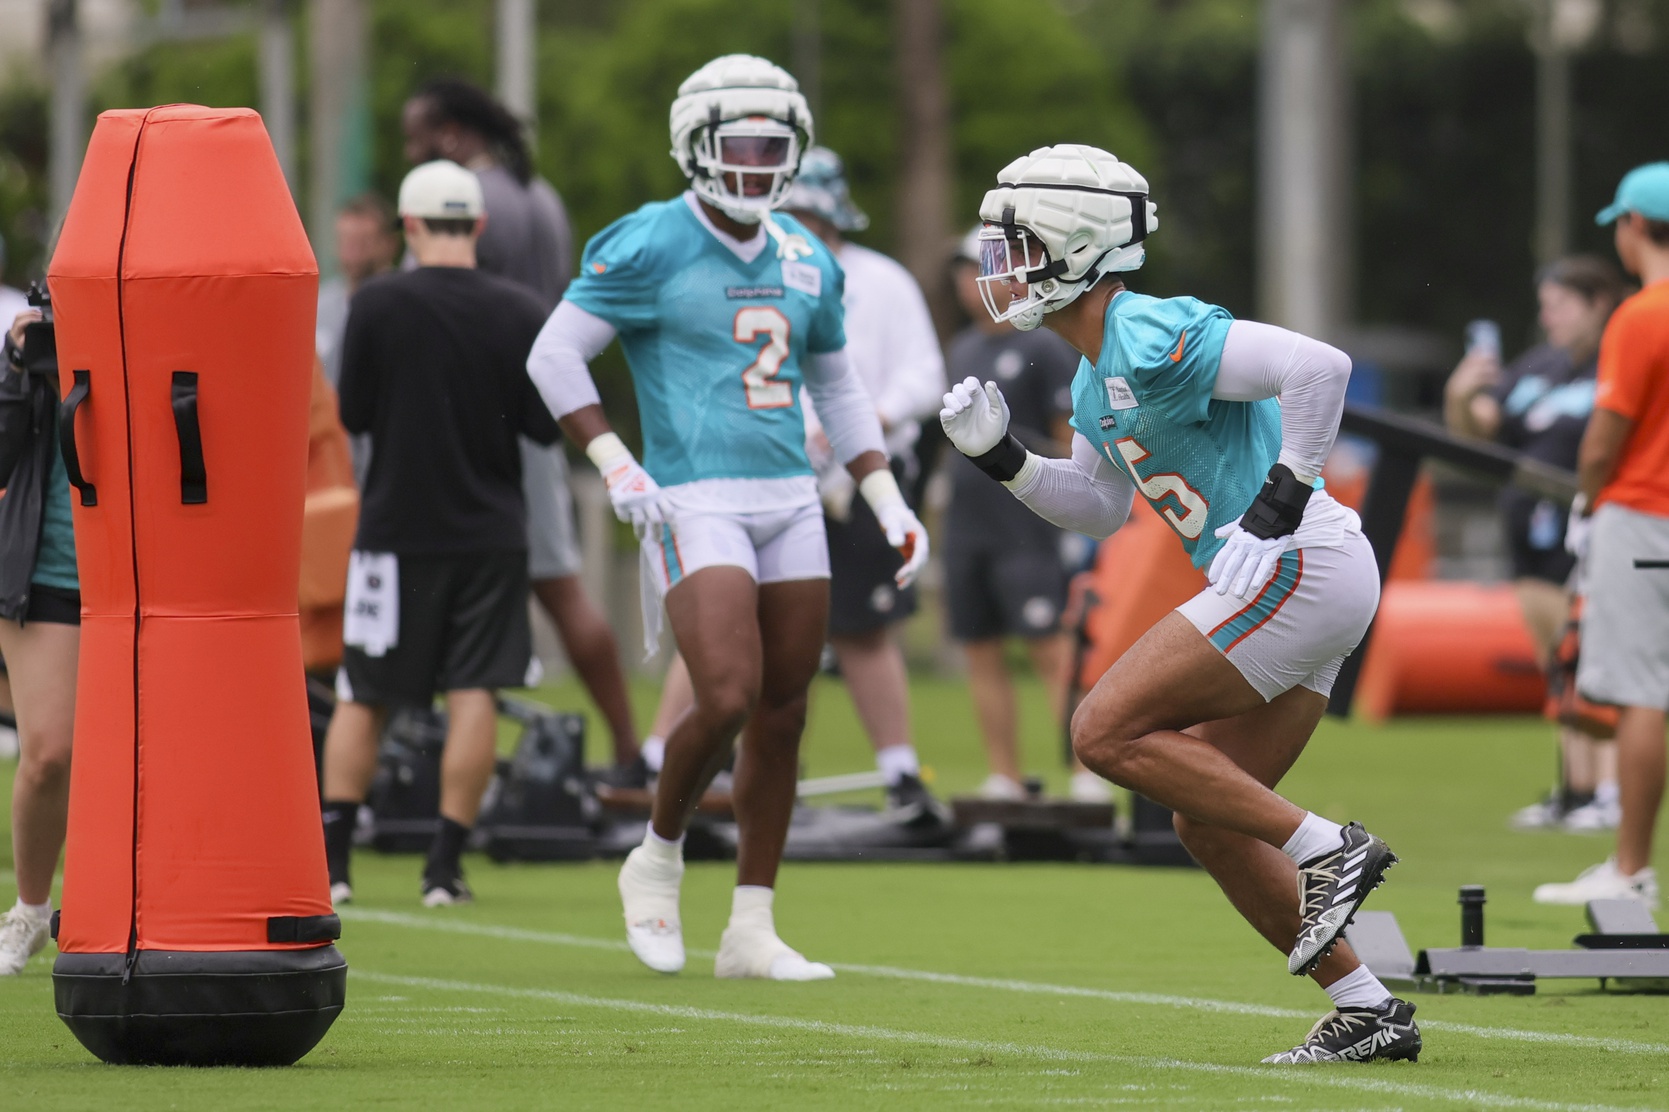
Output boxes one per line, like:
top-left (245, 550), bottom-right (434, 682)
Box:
top-left (1596, 162), bottom-right (1669, 225)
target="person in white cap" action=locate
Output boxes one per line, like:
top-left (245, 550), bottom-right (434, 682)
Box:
top-left (526, 55), bottom-right (928, 982)
top-left (318, 160), bottom-right (562, 909)
top-left (940, 143), bottom-right (1414, 1064)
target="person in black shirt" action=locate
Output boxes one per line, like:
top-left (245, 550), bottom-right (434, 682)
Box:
top-left (941, 230), bottom-right (1100, 802)
top-left (320, 160), bottom-right (559, 907)
top-left (1443, 254), bottom-right (1626, 831)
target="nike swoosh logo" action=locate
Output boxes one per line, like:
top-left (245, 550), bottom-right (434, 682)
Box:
top-left (1169, 331), bottom-right (1187, 362)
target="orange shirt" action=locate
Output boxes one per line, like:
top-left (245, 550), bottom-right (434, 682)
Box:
top-left (1594, 279), bottom-right (1669, 516)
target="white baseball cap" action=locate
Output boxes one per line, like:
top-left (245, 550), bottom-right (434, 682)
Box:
top-left (397, 160), bottom-right (484, 221)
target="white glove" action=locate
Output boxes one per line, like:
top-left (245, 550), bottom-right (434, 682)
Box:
top-left (1208, 521), bottom-right (1287, 600)
top-left (1565, 493), bottom-right (1592, 560)
top-left (585, 432), bottom-right (671, 531)
top-left (859, 469), bottom-right (930, 588)
top-left (939, 376), bottom-right (1011, 457)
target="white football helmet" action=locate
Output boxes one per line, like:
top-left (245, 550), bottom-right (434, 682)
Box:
top-left (670, 54), bottom-right (813, 225)
top-left (976, 144), bottom-right (1158, 331)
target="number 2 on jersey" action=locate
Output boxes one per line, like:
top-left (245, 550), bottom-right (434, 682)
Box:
top-left (1111, 437), bottom-right (1209, 539)
top-left (735, 306), bottom-right (793, 409)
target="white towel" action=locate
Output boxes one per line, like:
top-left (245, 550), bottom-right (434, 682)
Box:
top-left (343, 551), bottom-right (399, 657)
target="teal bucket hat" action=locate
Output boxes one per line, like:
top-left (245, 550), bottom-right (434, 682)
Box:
top-left (1596, 162), bottom-right (1669, 225)
top-left (782, 146), bottom-right (869, 232)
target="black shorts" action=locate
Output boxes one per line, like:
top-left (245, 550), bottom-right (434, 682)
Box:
top-left (339, 551), bottom-right (532, 706)
top-left (826, 486), bottom-right (917, 637)
top-left (944, 540), bottom-right (1066, 642)
top-left (25, 584), bottom-right (81, 626)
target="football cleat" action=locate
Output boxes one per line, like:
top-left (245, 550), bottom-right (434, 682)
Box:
top-left (1289, 822), bottom-right (1398, 976)
top-left (328, 881), bottom-right (354, 908)
top-left (884, 773), bottom-right (952, 830)
top-left (714, 923), bottom-right (834, 981)
top-left (420, 875), bottom-right (473, 908)
top-left (618, 845), bottom-right (685, 974)
top-left (0, 905), bottom-right (50, 976)
top-left (1262, 998), bottom-right (1421, 1064)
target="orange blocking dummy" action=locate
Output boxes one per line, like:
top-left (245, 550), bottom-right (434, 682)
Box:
top-left (47, 106), bottom-right (345, 1066)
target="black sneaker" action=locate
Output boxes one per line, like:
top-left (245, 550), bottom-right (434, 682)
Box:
top-left (595, 754), bottom-right (651, 791)
top-left (1289, 821), bottom-right (1398, 975)
top-left (421, 873), bottom-right (474, 908)
top-left (884, 773), bottom-right (951, 830)
top-left (1262, 998), bottom-right (1421, 1064)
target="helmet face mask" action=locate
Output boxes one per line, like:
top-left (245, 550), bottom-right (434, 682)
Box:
top-left (690, 118), bottom-right (802, 220)
top-left (976, 224), bottom-right (1059, 331)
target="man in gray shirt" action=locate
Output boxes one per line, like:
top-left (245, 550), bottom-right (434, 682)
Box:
top-left (403, 78), bottom-right (642, 781)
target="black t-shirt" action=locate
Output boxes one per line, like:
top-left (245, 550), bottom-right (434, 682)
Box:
top-left (338, 267), bottom-right (559, 554)
top-left (943, 326), bottom-right (1081, 547)
top-left (1488, 342), bottom-right (1596, 577)
top-left (1489, 342), bottom-right (1595, 470)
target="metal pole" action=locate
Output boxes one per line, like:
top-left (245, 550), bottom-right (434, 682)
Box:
top-left (1257, 0), bottom-right (1349, 341)
top-left (307, 0), bottom-right (367, 278)
top-left (259, 0), bottom-right (297, 194)
top-left (48, 0), bottom-right (85, 232)
top-left (495, 0), bottom-right (536, 142)
top-left (1532, 0), bottom-right (1572, 264)
top-left (793, 0), bottom-right (822, 127)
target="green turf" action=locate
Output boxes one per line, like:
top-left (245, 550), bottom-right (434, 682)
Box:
top-left (4, 675), bottom-right (1668, 1110)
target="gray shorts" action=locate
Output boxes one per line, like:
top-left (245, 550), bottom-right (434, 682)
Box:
top-left (1577, 502), bottom-right (1669, 709)
top-left (522, 438), bottom-right (583, 580)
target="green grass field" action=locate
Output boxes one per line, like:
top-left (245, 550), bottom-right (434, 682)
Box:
top-left (4, 674), bottom-right (1668, 1110)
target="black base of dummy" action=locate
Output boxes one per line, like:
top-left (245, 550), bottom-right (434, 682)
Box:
top-left (53, 945), bottom-right (346, 1066)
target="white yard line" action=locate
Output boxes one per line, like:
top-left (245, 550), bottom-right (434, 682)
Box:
top-left (336, 908), bottom-right (1669, 1056)
top-left (349, 969), bottom-right (1650, 1112)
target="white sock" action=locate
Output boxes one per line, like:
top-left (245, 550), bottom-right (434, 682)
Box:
top-left (730, 884), bottom-right (775, 930)
top-left (875, 744), bottom-right (920, 786)
top-left (1595, 781), bottom-right (1620, 806)
top-left (639, 828), bottom-right (684, 871)
top-left (1282, 813), bottom-right (1345, 865)
top-left (16, 899), bottom-right (50, 921)
top-left (1324, 965), bottom-right (1392, 1010)
top-left (641, 736), bottom-right (666, 773)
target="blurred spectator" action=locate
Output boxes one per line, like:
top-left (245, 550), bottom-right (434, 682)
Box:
top-left (786, 147), bottom-right (947, 823)
top-left (0, 305), bottom-right (79, 973)
top-left (316, 193), bottom-right (399, 389)
top-left (942, 229), bottom-right (1104, 802)
top-left (320, 162), bottom-right (558, 908)
top-left (1537, 163), bottom-right (1669, 908)
top-left (1443, 255), bottom-right (1626, 831)
top-left (403, 77), bottom-right (642, 782)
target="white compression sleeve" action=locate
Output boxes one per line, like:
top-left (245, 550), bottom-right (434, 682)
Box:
top-left (804, 348), bottom-right (886, 464)
top-left (526, 299), bottom-right (617, 420)
top-left (1212, 318), bottom-right (1351, 482)
top-left (1002, 433), bottom-right (1137, 540)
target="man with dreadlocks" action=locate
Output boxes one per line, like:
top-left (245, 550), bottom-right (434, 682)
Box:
top-left (403, 78), bottom-right (644, 784)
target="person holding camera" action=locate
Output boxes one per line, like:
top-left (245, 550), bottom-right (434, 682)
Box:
top-left (1443, 256), bottom-right (1626, 831)
top-left (0, 295), bottom-right (80, 974)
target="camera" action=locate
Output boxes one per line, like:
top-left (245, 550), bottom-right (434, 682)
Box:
top-left (19, 281), bottom-right (55, 377)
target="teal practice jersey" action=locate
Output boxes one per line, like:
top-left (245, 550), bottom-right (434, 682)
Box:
top-left (563, 197), bottom-right (846, 486)
top-left (1069, 291), bottom-right (1280, 569)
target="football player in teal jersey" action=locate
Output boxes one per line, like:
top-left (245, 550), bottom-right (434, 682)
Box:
top-left (940, 145), bottom-right (1419, 1065)
top-left (526, 56), bottom-right (927, 982)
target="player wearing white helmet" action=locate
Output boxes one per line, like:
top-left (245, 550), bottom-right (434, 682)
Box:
top-left (941, 144), bottom-right (1420, 1065)
top-left (525, 55), bottom-right (927, 982)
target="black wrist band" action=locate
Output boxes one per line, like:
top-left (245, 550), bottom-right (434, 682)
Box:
top-left (1240, 463), bottom-right (1314, 540)
top-left (967, 431), bottom-right (1028, 483)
